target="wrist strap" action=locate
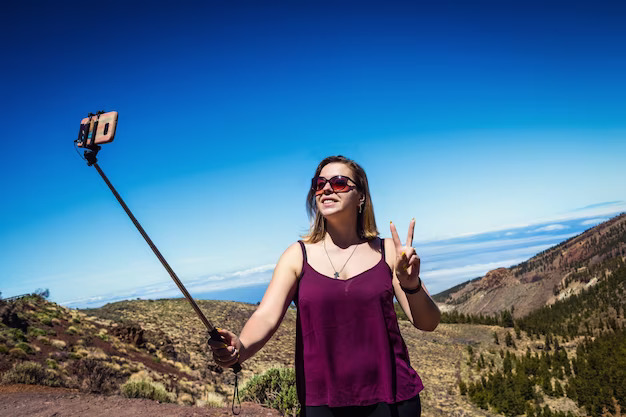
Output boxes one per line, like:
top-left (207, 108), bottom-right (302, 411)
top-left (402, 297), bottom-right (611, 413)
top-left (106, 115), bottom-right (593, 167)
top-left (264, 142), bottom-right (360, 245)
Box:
top-left (401, 277), bottom-right (422, 294)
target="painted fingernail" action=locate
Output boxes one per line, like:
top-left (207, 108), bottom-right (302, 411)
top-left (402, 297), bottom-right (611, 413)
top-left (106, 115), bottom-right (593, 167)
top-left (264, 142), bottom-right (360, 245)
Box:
top-left (401, 251), bottom-right (405, 256)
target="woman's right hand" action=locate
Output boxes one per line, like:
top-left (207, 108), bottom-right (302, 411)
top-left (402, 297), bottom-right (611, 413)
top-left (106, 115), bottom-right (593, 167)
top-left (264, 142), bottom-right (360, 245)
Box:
top-left (208, 328), bottom-right (241, 369)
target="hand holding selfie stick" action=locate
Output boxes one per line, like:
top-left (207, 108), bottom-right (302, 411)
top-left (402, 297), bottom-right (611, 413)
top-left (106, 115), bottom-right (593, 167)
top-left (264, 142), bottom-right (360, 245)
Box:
top-left (75, 111), bottom-right (243, 380)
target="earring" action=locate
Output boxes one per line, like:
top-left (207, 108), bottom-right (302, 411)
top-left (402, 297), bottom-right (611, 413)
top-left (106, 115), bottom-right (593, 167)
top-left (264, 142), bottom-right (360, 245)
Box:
top-left (359, 202), bottom-right (364, 214)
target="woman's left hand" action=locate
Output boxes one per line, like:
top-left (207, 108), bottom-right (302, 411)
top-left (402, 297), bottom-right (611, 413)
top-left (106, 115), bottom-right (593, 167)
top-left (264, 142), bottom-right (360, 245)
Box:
top-left (390, 219), bottom-right (421, 289)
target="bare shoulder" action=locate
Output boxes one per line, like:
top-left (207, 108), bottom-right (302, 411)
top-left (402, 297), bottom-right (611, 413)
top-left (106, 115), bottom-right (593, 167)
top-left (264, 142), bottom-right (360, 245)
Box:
top-left (277, 241), bottom-right (304, 279)
top-left (254, 242), bottom-right (304, 327)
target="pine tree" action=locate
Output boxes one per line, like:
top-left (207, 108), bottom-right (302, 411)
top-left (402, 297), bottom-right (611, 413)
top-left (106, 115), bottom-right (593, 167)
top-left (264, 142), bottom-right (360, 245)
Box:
top-left (501, 309), bottom-right (514, 327)
top-left (505, 331), bottom-right (516, 348)
top-left (503, 354), bottom-right (512, 374)
top-left (543, 405), bottom-right (553, 417)
top-left (554, 380), bottom-right (564, 397)
top-left (466, 345), bottom-right (474, 364)
top-left (458, 380), bottom-right (467, 395)
top-left (542, 377), bottom-right (553, 396)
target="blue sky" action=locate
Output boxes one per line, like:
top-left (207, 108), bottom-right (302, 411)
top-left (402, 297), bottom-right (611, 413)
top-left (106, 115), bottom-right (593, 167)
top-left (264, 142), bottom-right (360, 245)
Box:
top-left (1, 1), bottom-right (625, 308)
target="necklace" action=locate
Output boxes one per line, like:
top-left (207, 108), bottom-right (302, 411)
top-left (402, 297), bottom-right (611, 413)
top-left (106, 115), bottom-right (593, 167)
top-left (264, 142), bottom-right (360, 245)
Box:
top-left (323, 239), bottom-right (359, 279)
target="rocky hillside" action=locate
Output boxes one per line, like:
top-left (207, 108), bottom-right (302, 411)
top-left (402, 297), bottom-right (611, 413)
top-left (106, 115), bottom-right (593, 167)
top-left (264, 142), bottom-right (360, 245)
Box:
top-left (83, 298), bottom-right (297, 388)
top-left (437, 213), bottom-right (626, 317)
top-left (2, 293), bottom-right (544, 416)
top-left (0, 295), bottom-right (271, 410)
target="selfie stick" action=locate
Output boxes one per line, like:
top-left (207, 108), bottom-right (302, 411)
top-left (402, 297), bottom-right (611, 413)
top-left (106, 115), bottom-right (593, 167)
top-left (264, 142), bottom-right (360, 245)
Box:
top-left (77, 124), bottom-right (241, 374)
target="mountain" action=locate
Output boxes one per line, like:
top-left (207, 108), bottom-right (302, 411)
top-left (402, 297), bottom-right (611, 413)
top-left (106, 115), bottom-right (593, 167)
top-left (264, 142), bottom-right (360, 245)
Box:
top-left (436, 213), bottom-right (626, 317)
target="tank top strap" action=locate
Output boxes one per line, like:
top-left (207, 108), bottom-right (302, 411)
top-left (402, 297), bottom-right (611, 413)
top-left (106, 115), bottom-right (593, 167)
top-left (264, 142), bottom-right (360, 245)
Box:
top-left (380, 236), bottom-right (385, 260)
top-left (297, 240), bottom-right (308, 282)
top-left (298, 240), bottom-right (307, 262)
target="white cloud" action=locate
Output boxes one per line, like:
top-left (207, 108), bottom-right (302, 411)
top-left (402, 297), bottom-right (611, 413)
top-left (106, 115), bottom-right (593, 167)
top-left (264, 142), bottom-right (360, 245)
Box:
top-left (424, 243), bottom-right (554, 271)
top-left (572, 201), bottom-right (624, 211)
top-left (531, 224), bottom-right (569, 232)
top-left (580, 217), bottom-right (608, 226)
top-left (230, 264), bottom-right (275, 276)
top-left (419, 233), bottom-right (576, 257)
top-left (61, 264), bottom-right (277, 308)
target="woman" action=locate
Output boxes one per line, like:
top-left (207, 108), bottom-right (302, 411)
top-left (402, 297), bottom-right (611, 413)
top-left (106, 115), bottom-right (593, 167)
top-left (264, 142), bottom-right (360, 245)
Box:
top-left (209, 155), bottom-right (441, 416)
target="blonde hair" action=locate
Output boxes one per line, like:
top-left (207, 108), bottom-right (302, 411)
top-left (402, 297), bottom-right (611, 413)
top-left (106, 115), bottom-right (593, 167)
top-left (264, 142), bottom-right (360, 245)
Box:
top-left (301, 155), bottom-right (379, 243)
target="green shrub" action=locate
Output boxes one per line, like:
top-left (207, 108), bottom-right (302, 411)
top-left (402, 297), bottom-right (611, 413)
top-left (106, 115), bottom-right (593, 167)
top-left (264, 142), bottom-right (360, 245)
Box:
top-left (9, 347), bottom-right (28, 359)
top-left (27, 327), bottom-right (48, 337)
top-left (97, 333), bottom-right (110, 342)
top-left (1, 361), bottom-right (58, 386)
top-left (121, 379), bottom-right (172, 403)
top-left (8, 328), bottom-right (26, 342)
top-left (38, 314), bottom-right (53, 326)
top-left (241, 367), bottom-right (300, 417)
top-left (37, 336), bottom-right (51, 345)
top-left (0, 345), bottom-right (8, 354)
top-left (28, 327), bottom-right (47, 337)
top-left (66, 326), bottom-right (80, 335)
top-left (46, 359), bottom-right (58, 369)
top-left (15, 342), bottom-right (33, 354)
top-left (68, 358), bottom-right (121, 394)
top-left (51, 339), bottom-right (66, 350)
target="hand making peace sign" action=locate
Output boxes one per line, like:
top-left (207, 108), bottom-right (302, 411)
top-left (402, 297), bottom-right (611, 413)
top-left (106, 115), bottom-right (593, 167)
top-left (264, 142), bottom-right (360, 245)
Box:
top-left (390, 219), bottom-right (421, 290)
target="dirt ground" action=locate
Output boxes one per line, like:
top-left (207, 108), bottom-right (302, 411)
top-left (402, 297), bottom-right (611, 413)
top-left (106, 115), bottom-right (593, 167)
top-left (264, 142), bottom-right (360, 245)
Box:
top-left (0, 385), bottom-right (281, 417)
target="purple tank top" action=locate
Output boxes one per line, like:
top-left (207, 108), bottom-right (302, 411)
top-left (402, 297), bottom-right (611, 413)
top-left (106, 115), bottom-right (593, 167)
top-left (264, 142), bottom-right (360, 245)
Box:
top-left (294, 238), bottom-right (423, 407)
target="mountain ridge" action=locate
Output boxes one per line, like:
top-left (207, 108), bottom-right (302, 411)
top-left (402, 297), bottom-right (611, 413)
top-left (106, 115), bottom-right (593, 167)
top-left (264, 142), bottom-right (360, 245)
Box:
top-left (436, 213), bottom-right (626, 317)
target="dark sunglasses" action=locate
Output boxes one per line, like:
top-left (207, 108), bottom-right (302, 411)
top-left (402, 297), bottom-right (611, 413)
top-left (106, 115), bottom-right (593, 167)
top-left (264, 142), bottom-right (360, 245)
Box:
top-left (312, 175), bottom-right (358, 195)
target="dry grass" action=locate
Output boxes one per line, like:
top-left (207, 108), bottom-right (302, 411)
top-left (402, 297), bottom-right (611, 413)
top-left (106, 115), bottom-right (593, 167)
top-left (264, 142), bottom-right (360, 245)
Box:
top-left (0, 296), bottom-right (587, 415)
top-left (85, 299), bottom-right (500, 415)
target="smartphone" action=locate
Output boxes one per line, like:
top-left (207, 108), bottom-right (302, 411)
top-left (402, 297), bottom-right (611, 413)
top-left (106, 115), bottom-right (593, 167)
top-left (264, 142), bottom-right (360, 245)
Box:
top-left (77, 111), bottom-right (118, 147)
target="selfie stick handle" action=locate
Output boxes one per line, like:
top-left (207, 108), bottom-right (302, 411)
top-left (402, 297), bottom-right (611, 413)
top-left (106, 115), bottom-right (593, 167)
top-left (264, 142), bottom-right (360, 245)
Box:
top-left (90, 161), bottom-right (241, 373)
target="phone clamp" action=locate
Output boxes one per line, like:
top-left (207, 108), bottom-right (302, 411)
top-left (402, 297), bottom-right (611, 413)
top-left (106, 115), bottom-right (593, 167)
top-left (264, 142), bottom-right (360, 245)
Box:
top-left (84, 144), bottom-right (101, 166)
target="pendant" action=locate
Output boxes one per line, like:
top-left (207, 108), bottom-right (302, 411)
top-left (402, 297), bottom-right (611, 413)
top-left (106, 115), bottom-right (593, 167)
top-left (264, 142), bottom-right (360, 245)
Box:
top-left (334, 272), bottom-right (340, 279)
